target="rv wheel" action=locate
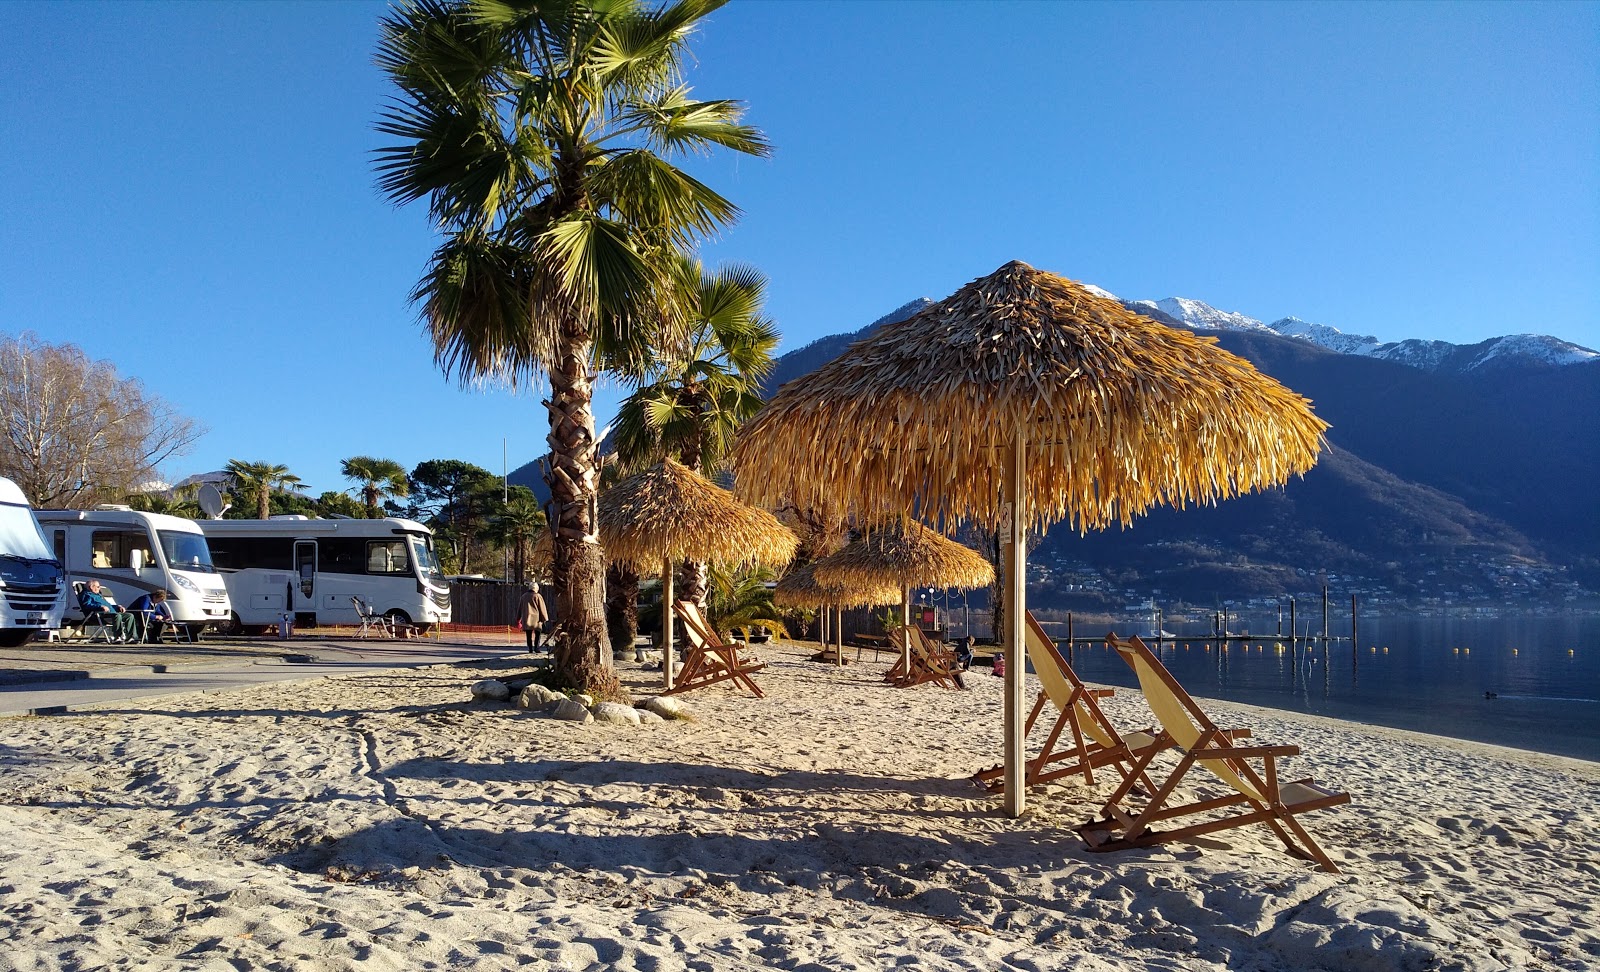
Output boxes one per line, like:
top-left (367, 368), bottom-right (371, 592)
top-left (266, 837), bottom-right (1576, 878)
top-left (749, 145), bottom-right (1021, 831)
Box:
top-left (225, 613), bottom-right (245, 636)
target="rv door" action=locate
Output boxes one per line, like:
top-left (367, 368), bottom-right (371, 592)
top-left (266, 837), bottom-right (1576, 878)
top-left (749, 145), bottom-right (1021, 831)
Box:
top-left (294, 541), bottom-right (316, 602)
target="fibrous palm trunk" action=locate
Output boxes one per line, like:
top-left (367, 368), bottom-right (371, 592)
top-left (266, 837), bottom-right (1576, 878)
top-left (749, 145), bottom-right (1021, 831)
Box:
top-left (545, 324), bottom-right (619, 696)
top-left (675, 559), bottom-right (708, 608)
top-left (605, 562), bottom-right (639, 653)
top-left (674, 425), bottom-right (709, 607)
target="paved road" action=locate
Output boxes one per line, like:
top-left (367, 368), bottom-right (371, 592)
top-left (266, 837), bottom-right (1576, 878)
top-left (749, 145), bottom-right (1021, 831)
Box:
top-left (0, 636), bottom-right (539, 716)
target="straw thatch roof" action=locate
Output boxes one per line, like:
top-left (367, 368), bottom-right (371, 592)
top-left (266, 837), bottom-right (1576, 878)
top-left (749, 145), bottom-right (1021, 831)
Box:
top-left (812, 520), bottom-right (994, 593)
top-left (597, 458), bottom-right (798, 572)
top-left (773, 560), bottom-right (900, 610)
top-left (729, 261), bottom-right (1328, 532)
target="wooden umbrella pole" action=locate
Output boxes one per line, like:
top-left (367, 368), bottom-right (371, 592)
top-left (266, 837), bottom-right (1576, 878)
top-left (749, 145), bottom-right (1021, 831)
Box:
top-left (901, 585), bottom-right (912, 673)
top-left (662, 556), bottom-right (675, 691)
top-left (834, 603), bottom-right (843, 667)
top-left (1003, 436), bottom-right (1028, 816)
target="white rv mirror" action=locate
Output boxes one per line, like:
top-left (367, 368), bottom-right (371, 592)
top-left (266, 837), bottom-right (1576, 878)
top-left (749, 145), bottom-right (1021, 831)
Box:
top-left (130, 549), bottom-right (145, 572)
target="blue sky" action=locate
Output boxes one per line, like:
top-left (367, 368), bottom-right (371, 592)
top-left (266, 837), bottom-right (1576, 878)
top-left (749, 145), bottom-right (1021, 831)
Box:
top-left (1, 1), bottom-right (1595, 496)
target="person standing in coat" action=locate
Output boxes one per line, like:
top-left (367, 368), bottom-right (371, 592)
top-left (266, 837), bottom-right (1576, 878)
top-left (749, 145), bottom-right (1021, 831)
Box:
top-left (514, 581), bottom-right (550, 651)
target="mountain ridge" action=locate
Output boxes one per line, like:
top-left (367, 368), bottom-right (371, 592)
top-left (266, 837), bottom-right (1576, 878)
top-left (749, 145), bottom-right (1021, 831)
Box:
top-left (1123, 294), bottom-right (1597, 374)
top-left (759, 287), bottom-right (1600, 606)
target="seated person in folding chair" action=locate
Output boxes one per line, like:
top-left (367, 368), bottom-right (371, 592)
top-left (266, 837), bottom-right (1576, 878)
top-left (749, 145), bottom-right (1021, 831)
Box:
top-left (129, 589), bottom-right (176, 643)
top-left (79, 579), bottom-right (139, 643)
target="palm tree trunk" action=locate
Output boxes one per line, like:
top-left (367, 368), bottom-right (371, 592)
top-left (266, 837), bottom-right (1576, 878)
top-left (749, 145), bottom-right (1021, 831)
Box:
top-left (675, 559), bottom-right (708, 607)
top-left (257, 489), bottom-right (270, 520)
top-left (675, 434), bottom-right (708, 607)
top-left (605, 562), bottom-right (639, 653)
top-left (545, 325), bottom-right (618, 696)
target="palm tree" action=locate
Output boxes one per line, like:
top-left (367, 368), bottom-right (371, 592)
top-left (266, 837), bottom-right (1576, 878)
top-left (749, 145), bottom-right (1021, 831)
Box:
top-left (705, 563), bottom-right (789, 642)
top-left (340, 456), bottom-right (411, 515)
top-left (225, 459), bottom-right (303, 520)
top-left (614, 261), bottom-right (777, 605)
top-left (125, 484), bottom-right (202, 519)
top-left (486, 488), bottom-right (545, 582)
top-left (613, 261), bottom-right (778, 475)
top-left (375, 0), bottom-right (767, 694)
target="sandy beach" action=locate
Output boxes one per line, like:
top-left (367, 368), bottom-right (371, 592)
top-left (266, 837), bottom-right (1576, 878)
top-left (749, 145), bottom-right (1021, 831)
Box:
top-left (2, 639), bottom-right (1596, 971)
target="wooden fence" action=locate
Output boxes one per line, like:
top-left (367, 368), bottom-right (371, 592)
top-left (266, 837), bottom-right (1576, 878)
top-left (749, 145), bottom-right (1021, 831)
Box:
top-left (447, 579), bottom-right (554, 627)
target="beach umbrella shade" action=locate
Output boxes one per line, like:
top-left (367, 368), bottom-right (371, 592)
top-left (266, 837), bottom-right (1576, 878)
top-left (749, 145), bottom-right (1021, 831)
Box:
top-left (774, 560), bottom-right (900, 666)
top-left (811, 520), bottom-right (994, 671)
top-left (598, 459), bottom-right (798, 688)
top-left (729, 261), bottom-right (1327, 815)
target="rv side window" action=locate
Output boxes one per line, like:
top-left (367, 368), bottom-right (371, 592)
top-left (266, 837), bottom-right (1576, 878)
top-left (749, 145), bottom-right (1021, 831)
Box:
top-left (91, 530), bottom-right (154, 569)
top-left (366, 541), bottom-right (409, 575)
top-left (319, 538), bottom-right (366, 575)
top-left (53, 530), bottom-right (66, 564)
top-left (209, 536), bottom-right (294, 571)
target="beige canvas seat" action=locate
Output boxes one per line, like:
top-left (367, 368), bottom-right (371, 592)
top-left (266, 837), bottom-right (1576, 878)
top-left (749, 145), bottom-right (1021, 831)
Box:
top-left (667, 600), bottom-right (766, 698)
top-left (887, 625), bottom-right (962, 689)
top-left (1078, 633), bottom-right (1350, 872)
top-left (973, 612), bottom-right (1160, 793)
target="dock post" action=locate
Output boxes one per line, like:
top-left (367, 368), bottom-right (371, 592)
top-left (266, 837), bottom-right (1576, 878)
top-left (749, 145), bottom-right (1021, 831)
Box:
top-left (1289, 598), bottom-right (1297, 650)
top-left (1322, 585), bottom-right (1330, 648)
top-left (1066, 612), bottom-right (1074, 666)
top-left (1351, 594), bottom-right (1358, 662)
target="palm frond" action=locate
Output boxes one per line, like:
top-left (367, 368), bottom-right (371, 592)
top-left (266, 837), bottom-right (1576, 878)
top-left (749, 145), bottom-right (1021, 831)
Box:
top-left (536, 210), bottom-right (653, 320)
top-left (620, 85), bottom-right (769, 158)
top-left (415, 234), bottom-right (544, 386)
top-left (590, 149), bottom-right (739, 242)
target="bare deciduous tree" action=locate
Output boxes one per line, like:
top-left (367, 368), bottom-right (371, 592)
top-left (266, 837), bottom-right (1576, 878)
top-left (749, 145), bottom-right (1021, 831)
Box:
top-left (0, 332), bottom-right (203, 507)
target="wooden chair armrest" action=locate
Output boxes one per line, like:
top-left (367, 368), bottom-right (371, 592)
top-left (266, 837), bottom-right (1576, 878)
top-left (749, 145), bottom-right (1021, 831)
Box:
top-left (1219, 727), bottom-right (1253, 740)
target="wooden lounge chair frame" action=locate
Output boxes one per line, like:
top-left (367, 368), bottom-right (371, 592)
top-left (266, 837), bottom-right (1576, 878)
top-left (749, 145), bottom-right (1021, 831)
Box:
top-left (1078, 633), bottom-right (1350, 873)
top-left (665, 601), bottom-right (766, 698)
top-left (973, 612), bottom-right (1160, 794)
top-left (887, 625), bottom-right (962, 690)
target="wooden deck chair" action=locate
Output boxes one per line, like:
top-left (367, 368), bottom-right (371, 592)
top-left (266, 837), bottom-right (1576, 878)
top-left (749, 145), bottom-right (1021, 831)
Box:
top-left (973, 612), bottom-right (1161, 793)
top-left (890, 625), bottom-right (963, 690)
top-left (881, 627), bottom-right (911, 683)
top-left (665, 601), bottom-right (766, 698)
top-left (1078, 634), bottom-right (1350, 872)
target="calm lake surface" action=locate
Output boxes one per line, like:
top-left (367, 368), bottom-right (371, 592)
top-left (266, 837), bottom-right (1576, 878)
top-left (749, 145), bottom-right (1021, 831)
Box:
top-left (1052, 614), bottom-right (1600, 762)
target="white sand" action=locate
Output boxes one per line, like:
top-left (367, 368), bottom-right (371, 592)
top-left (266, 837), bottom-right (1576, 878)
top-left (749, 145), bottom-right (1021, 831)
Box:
top-left (1, 640), bottom-right (1596, 971)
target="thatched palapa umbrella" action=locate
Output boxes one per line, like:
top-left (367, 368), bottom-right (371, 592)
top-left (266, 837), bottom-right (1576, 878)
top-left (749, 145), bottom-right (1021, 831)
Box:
top-left (774, 560), bottom-right (899, 666)
top-left (598, 459), bottom-right (797, 689)
top-left (812, 520), bottom-right (994, 672)
top-left (729, 261), bottom-right (1327, 815)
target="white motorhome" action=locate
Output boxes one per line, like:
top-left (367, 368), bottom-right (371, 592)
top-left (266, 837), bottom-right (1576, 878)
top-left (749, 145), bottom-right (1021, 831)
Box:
top-left (0, 478), bottom-right (66, 646)
top-left (198, 517), bottom-right (450, 633)
top-left (37, 507), bottom-right (233, 637)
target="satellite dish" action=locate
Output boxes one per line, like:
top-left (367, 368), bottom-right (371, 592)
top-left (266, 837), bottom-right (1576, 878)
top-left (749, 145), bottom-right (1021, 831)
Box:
top-left (198, 483), bottom-right (227, 519)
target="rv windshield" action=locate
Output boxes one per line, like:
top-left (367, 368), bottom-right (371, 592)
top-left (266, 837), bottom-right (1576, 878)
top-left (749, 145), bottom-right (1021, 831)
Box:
top-left (408, 535), bottom-right (443, 580)
top-left (0, 500), bottom-right (58, 585)
top-left (159, 530), bottom-right (217, 573)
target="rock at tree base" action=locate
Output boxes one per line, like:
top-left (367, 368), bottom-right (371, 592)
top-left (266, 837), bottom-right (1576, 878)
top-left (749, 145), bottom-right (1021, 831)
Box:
top-left (593, 702), bottom-right (642, 726)
top-left (641, 696), bottom-right (688, 719)
top-left (552, 699), bottom-right (593, 723)
top-left (471, 679), bottom-right (511, 702)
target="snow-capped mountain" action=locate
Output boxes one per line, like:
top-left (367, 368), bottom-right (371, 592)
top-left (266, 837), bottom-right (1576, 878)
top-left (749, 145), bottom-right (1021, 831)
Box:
top-left (1115, 294), bottom-right (1597, 374)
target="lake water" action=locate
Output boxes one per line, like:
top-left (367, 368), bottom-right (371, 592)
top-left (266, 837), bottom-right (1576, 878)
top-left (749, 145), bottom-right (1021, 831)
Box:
top-left (1050, 614), bottom-right (1600, 762)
